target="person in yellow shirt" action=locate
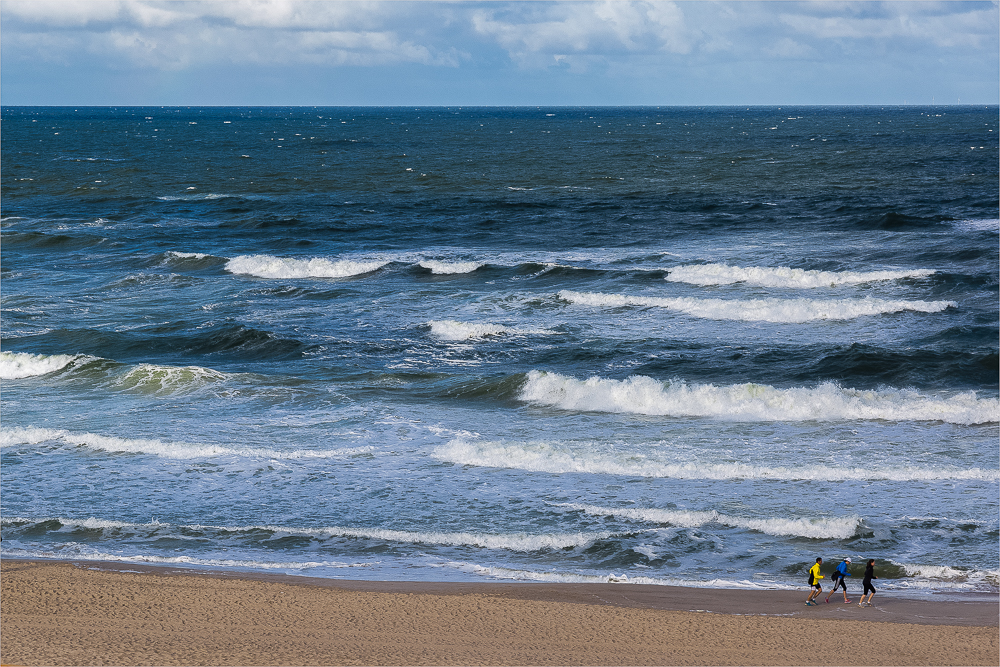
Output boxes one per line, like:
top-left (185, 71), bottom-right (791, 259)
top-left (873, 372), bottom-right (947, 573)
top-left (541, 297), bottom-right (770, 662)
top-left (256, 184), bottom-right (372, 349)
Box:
top-left (806, 557), bottom-right (824, 605)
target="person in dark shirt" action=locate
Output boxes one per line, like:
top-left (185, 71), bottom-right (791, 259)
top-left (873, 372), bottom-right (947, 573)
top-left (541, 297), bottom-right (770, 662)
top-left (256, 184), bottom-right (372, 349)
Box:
top-left (859, 559), bottom-right (878, 606)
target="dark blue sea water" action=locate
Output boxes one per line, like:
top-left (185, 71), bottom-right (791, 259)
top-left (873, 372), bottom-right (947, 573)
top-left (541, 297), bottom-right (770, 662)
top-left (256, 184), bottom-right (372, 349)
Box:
top-left (2, 106), bottom-right (998, 595)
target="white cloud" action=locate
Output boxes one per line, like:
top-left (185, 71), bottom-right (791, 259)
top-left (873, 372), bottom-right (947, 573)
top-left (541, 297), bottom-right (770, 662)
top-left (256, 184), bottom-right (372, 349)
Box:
top-left (1, 0), bottom-right (466, 68)
top-left (778, 1), bottom-right (998, 49)
top-left (471, 1), bottom-right (697, 66)
top-left (0, 1), bottom-right (996, 104)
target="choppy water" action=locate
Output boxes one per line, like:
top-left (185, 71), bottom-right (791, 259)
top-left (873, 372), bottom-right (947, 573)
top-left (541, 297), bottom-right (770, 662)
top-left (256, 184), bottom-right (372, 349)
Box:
top-left (2, 106), bottom-right (998, 595)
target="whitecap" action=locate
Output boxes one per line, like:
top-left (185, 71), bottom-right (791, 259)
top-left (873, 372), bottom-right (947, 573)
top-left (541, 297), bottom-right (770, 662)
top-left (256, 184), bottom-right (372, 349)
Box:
top-left (665, 264), bottom-right (936, 288)
top-left (428, 320), bottom-right (510, 340)
top-left (518, 370), bottom-right (999, 424)
top-left (156, 193), bottom-right (232, 201)
top-left (226, 254), bottom-right (389, 279)
top-left (167, 251), bottom-right (210, 259)
top-left (558, 290), bottom-right (956, 323)
top-left (952, 218), bottom-right (1000, 232)
top-left (559, 503), bottom-right (862, 539)
top-left (427, 320), bottom-right (557, 341)
top-left (0, 351), bottom-right (88, 379)
top-left (111, 364), bottom-right (228, 395)
top-left (432, 437), bottom-right (1000, 481)
top-left (0, 427), bottom-right (373, 460)
top-left (418, 260), bottom-right (484, 274)
top-left (0, 515), bottom-right (612, 553)
top-left (445, 562), bottom-right (799, 590)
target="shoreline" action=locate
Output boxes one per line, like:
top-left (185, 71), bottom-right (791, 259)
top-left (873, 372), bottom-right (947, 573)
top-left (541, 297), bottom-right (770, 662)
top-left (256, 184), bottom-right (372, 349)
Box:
top-left (2, 558), bottom-right (997, 666)
top-left (5, 557), bottom-right (996, 627)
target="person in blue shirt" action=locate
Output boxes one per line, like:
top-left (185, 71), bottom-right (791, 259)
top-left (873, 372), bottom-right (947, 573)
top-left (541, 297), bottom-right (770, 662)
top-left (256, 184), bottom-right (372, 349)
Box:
top-left (825, 557), bottom-right (852, 603)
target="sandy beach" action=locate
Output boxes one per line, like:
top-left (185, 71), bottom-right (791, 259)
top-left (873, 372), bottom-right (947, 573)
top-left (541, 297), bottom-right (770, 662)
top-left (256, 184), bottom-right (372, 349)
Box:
top-left (1, 559), bottom-right (996, 666)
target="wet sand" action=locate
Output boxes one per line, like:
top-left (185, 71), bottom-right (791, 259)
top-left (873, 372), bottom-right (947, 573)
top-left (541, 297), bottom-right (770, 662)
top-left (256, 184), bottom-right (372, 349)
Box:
top-left (1, 559), bottom-right (997, 666)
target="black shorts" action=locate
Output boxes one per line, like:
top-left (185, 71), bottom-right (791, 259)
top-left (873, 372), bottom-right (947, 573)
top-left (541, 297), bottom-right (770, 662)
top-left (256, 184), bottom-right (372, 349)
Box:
top-left (863, 582), bottom-right (876, 595)
top-left (811, 582), bottom-right (822, 590)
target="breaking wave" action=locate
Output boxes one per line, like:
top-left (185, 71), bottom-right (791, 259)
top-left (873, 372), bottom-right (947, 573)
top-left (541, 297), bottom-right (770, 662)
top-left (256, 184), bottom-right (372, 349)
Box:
top-left (558, 503), bottom-right (862, 539)
top-left (418, 260), bottom-right (484, 274)
top-left (518, 370), bottom-right (999, 424)
top-left (0, 351), bottom-right (89, 379)
top-left (558, 290), bottom-right (956, 323)
top-left (0, 516), bottom-right (613, 553)
top-left (110, 364), bottom-right (229, 395)
top-left (226, 254), bottom-right (389, 279)
top-left (665, 264), bottom-right (936, 288)
top-left (427, 320), bottom-right (555, 341)
top-left (433, 437), bottom-right (1000, 481)
top-left (0, 427), bottom-right (372, 460)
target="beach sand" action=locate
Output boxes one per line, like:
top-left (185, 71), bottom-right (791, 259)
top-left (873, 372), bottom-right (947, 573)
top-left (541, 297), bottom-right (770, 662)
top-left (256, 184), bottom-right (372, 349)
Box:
top-left (1, 559), bottom-right (996, 666)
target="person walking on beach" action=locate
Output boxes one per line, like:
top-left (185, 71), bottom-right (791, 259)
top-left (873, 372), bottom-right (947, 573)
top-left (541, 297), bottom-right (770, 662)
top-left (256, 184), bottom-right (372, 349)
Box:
top-left (806, 557), bottom-right (824, 605)
top-left (825, 557), bottom-right (852, 603)
top-left (859, 559), bottom-right (877, 606)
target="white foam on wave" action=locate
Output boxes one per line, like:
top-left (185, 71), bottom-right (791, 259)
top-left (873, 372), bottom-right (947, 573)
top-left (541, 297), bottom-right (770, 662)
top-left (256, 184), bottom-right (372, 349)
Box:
top-left (558, 503), bottom-right (862, 539)
top-left (447, 562), bottom-right (798, 590)
top-left (900, 563), bottom-right (969, 579)
top-left (288, 526), bottom-right (611, 551)
top-left (167, 251), bottom-right (211, 259)
top-left (427, 320), bottom-right (555, 341)
top-left (559, 290), bottom-right (956, 323)
top-left (111, 364), bottom-right (228, 395)
top-left (157, 193), bottom-right (232, 201)
top-left (428, 320), bottom-right (509, 340)
top-left (519, 370), bottom-right (1000, 425)
top-left (226, 254), bottom-right (389, 279)
top-left (433, 437), bottom-right (1000, 482)
top-left (418, 260), bottom-right (484, 274)
top-left (0, 351), bottom-right (89, 379)
top-left (0, 426), bottom-right (373, 460)
top-left (953, 218), bottom-right (1000, 232)
top-left (0, 543), bottom-right (372, 572)
top-left (0, 515), bottom-right (610, 552)
top-left (665, 264), bottom-right (936, 288)
top-left (892, 562), bottom-right (999, 591)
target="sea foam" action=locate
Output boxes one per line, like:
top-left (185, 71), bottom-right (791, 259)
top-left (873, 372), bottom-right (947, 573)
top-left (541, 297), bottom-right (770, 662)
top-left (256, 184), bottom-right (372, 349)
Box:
top-left (518, 370), bottom-right (999, 424)
top-left (0, 516), bottom-right (612, 553)
top-left (0, 351), bottom-right (87, 379)
top-left (446, 563), bottom-right (800, 590)
top-left (665, 264), bottom-right (936, 288)
top-left (427, 320), bottom-right (554, 341)
top-left (559, 503), bottom-right (862, 539)
top-left (0, 427), bottom-right (372, 460)
top-left (558, 290), bottom-right (956, 323)
top-left (433, 437), bottom-right (1000, 482)
top-left (226, 254), bottom-right (389, 279)
top-left (418, 260), bottom-right (484, 274)
top-left (428, 320), bottom-right (510, 340)
top-left (112, 364), bottom-right (228, 395)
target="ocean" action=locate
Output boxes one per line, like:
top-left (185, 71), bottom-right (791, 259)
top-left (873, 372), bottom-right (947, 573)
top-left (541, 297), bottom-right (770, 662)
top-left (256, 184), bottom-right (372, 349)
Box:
top-left (2, 105), bottom-right (997, 596)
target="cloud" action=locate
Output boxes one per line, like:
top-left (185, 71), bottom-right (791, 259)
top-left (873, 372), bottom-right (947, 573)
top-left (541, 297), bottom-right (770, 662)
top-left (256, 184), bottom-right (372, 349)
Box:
top-left (1, 1), bottom-right (996, 105)
top-left (778, 1), bottom-right (998, 49)
top-left (3, 1), bottom-right (994, 70)
top-left (471, 1), bottom-right (697, 67)
top-left (1, 0), bottom-right (465, 68)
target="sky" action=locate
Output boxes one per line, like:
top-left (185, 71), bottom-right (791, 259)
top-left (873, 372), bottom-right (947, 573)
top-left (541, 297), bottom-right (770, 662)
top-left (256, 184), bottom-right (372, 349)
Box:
top-left (1, 0), bottom-right (997, 106)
